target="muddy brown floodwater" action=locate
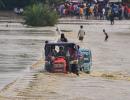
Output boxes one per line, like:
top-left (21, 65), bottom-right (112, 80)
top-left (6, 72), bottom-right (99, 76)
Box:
top-left (0, 22), bottom-right (57, 90)
top-left (0, 19), bottom-right (130, 100)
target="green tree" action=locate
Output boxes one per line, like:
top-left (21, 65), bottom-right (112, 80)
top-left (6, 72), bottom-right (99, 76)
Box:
top-left (0, 0), bottom-right (33, 9)
top-left (0, 0), bottom-right (64, 10)
top-left (31, 0), bottom-right (64, 7)
top-left (0, 0), bottom-right (5, 8)
top-left (47, 0), bottom-right (64, 5)
top-left (24, 3), bottom-right (59, 26)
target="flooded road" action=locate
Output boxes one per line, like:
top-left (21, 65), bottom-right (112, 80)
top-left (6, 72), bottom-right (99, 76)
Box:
top-left (0, 19), bottom-right (130, 100)
top-left (58, 19), bottom-right (130, 74)
top-left (0, 23), bottom-right (57, 90)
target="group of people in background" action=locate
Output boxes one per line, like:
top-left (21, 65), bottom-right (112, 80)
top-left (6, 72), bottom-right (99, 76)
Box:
top-left (57, 0), bottom-right (129, 21)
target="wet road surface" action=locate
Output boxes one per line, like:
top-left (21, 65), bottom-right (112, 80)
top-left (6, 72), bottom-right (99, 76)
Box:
top-left (0, 23), bottom-right (57, 90)
top-left (0, 20), bottom-right (130, 100)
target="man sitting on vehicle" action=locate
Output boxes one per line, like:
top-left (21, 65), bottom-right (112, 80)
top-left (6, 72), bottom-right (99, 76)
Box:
top-left (57, 33), bottom-right (68, 42)
top-left (48, 46), bottom-right (57, 61)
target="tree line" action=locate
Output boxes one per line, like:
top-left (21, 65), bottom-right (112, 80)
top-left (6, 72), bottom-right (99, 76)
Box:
top-left (0, 0), bottom-right (64, 10)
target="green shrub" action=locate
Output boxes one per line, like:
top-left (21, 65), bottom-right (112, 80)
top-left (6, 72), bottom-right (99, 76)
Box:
top-left (24, 3), bottom-right (59, 26)
top-left (0, 0), bottom-right (5, 8)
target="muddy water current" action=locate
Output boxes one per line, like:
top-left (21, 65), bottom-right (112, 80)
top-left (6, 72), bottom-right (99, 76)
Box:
top-left (0, 24), bottom-right (57, 90)
top-left (0, 20), bottom-right (130, 100)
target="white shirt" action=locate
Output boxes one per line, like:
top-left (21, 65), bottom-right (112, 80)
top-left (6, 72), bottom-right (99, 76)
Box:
top-left (78, 28), bottom-right (85, 37)
top-left (102, 8), bottom-right (105, 15)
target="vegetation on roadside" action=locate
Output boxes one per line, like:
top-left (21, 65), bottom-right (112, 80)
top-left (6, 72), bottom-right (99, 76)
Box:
top-left (24, 4), bottom-right (59, 26)
top-left (0, 0), bottom-right (30, 9)
top-left (0, 0), bottom-right (64, 9)
top-left (0, 0), bottom-right (5, 8)
top-left (0, 0), bottom-right (64, 26)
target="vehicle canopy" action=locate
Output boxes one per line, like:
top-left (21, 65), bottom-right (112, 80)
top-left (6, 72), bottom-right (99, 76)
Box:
top-left (44, 42), bottom-right (78, 57)
top-left (45, 42), bottom-right (76, 47)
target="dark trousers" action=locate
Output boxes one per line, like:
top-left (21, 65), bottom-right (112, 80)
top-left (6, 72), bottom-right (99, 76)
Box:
top-left (71, 64), bottom-right (79, 75)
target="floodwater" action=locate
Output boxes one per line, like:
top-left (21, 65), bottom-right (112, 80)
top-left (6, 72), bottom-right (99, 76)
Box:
top-left (0, 22), bottom-right (57, 90)
top-left (58, 19), bottom-right (130, 74)
top-left (0, 20), bottom-right (130, 100)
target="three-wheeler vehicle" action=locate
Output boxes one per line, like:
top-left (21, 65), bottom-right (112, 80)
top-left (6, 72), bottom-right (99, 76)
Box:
top-left (44, 42), bottom-right (92, 74)
top-left (44, 42), bottom-right (79, 74)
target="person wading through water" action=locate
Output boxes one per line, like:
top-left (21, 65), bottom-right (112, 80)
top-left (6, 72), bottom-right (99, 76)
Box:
top-left (103, 29), bottom-right (108, 41)
top-left (58, 33), bottom-right (68, 42)
top-left (78, 25), bottom-right (85, 42)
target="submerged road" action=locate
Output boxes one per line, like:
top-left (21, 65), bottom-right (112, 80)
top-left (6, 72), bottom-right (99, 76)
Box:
top-left (0, 22), bottom-right (57, 90)
top-left (0, 19), bottom-right (130, 100)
